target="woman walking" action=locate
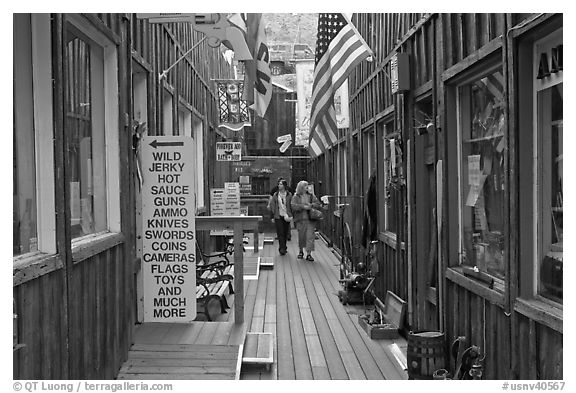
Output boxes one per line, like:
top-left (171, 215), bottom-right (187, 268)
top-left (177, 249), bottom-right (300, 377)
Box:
top-left (291, 180), bottom-right (322, 261)
top-left (268, 179), bottom-right (293, 255)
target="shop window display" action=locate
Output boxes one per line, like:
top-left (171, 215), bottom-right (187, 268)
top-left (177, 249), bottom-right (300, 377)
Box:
top-left (65, 27), bottom-right (108, 238)
top-left (457, 69), bottom-right (506, 279)
top-left (13, 14), bottom-right (38, 255)
top-left (534, 31), bottom-right (562, 303)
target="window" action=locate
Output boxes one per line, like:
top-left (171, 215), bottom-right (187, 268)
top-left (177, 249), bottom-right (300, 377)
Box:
top-left (13, 14), bottom-right (56, 256)
top-left (163, 90), bottom-right (173, 135)
top-left (65, 15), bottom-right (120, 240)
top-left (177, 107), bottom-right (205, 210)
top-left (534, 31), bottom-right (562, 303)
top-left (132, 64), bottom-right (148, 126)
top-left (363, 128), bottom-right (376, 180)
top-left (340, 143), bottom-right (348, 195)
top-left (193, 118), bottom-right (205, 209)
top-left (383, 121), bottom-right (398, 233)
top-left (336, 145), bottom-right (341, 196)
top-left (456, 66), bottom-right (506, 279)
top-left (252, 176), bottom-right (269, 196)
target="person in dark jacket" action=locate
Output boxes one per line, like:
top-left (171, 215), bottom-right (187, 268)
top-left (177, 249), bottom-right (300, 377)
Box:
top-left (268, 179), bottom-right (293, 255)
top-left (268, 177), bottom-right (292, 241)
top-left (291, 180), bottom-right (322, 261)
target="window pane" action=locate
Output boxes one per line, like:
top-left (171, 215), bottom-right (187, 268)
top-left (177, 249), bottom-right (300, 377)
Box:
top-left (65, 30), bottom-right (107, 238)
top-left (13, 14), bottom-right (38, 255)
top-left (537, 82), bottom-right (563, 303)
top-left (384, 122), bottom-right (397, 233)
top-left (459, 70), bottom-right (506, 279)
top-left (252, 176), bottom-right (269, 196)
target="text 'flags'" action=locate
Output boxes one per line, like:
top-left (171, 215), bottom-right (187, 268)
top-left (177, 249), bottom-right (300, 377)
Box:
top-left (308, 13), bottom-right (372, 158)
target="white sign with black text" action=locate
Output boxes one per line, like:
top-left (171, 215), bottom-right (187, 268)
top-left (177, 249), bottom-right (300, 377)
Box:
top-left (216, 142), bottom-right (242, 161)
top-left (141, 136), bottom-right (196, 322)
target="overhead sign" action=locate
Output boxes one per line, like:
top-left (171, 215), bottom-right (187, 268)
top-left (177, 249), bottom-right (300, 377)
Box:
top-left (216, 142), bottom-right (242, 161)
top-left (141, 136), bottom-right (196, 323)
top-left (276, 134), bottom-right (292, 143)
top-left (390, 53), bottom-right (410, 94)
top-left (136, 13), bottom-right (195, 24)
top-left (279, 139), bottom-right (292, 153)
top-left (137, 14), bottom-right (252, 60)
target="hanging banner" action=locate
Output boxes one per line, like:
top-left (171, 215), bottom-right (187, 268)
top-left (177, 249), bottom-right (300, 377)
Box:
top-left (295, 59), bottom-right (314, 146)
top-left (295, 59), bottom-right (349, 146)
top-left (216, 141), bottom-right (242, 161)
top-left (141, 136), bottom-right (196, 323)
top-left (216, 80), bottom-right (251, 131)
top-left (335, 80), bottom-right (350, 129)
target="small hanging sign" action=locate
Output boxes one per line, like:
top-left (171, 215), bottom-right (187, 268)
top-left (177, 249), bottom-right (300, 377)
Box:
top-left (216, 80), bottom-right (251, 131)
top-left (216, 142), bottom-right (242, 161)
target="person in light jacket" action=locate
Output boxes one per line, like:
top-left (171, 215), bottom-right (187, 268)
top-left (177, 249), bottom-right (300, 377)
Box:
top-left (291, 180), bottom-right (322, 261)
top-left (268, 179), bottom-right (293, 255)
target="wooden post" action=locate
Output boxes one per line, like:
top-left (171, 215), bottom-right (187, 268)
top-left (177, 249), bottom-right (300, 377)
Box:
top-left (195, 216), bottom-right (261, 325)
top-left (233, 221), bottom-right (244, 324)
top-left (436, 160), bottom-right (444, 332)
top-left (253, 230), bottom-right (259, 253)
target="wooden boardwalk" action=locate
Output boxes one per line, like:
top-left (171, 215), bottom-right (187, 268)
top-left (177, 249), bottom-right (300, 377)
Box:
top-left (119, 230), bottom-right (408, 380)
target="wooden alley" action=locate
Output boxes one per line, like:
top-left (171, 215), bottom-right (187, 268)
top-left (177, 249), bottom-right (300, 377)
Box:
top-left (119, 230), bottom-right (408, 380)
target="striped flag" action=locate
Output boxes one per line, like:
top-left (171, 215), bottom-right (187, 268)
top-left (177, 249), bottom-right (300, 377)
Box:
top-left (308, 13), bottom-right (372, 157)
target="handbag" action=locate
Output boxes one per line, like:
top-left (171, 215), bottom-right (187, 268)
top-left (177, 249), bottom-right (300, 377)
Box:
top-left (309, 207), bottom-right (324, 221)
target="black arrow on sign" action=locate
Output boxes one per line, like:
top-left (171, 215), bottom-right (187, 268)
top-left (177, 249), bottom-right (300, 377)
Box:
top-left (149, 140), bottom-right (184, 149)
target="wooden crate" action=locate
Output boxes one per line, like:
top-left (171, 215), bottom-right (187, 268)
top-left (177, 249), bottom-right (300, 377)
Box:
top-left (358, 291), bottom-right (406, 340)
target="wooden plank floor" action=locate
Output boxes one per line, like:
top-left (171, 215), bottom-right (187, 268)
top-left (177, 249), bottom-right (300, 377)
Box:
top-left (216, 230), bottom-right (409, 380)
top-left (116, 343), bottom-right (242, 380)
top-left (120, 230), bottom-right (408, 380)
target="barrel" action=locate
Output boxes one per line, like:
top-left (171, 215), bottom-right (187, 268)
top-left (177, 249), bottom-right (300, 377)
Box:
top-left (407, 331), bottom-right (446, 379)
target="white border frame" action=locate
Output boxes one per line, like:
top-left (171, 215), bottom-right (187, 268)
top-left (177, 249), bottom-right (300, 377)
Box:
top-left (32, 14), bottom-right (57, 254)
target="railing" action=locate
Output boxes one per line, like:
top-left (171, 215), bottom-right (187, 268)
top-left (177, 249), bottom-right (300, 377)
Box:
top-left (196, 215), bottom-right (262, 324)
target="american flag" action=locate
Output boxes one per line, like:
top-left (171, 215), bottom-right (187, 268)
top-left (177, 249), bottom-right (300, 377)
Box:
top-left (308, 13), bottom-right (372, 157)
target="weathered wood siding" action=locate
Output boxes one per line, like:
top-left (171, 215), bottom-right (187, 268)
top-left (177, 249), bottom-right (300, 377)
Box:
top-left (445, 279), bottom-right (512, 379)
top-left (13, 12), bottom-right (233, 380)
top-left (309, 13), bottom-right (563, 379)
top-left (68, 244), bottom-right (132, 379)
top-left (13, 268), bottom-right (68, 379)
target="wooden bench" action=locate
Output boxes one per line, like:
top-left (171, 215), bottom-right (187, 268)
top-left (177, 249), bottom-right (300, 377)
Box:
top-left (196, 263), bottom-right (235, 321)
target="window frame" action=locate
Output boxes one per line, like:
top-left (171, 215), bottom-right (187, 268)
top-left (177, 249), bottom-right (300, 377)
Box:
top-left (194, 117), bottom-right (205, 209)
top-left (514, 19), bottom-right (563, 331)
top-left (65, 14), bottom-right (121, 252)
top-left (162, 88), bottom-right (174, 136)
top-left (454, 64), bottom-right (507, 284)
top-left (444, 52), bottom-right (508, 306)
top-left (13, 13), bottom-right (57, 262)
top-left (531, 29), bottom-right (563, 306)
top-left (382, 118), bottom-right (397, 235)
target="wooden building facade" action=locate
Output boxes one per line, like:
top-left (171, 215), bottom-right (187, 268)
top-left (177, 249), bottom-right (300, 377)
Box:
top-left (13, 13), bottom-right (233, 379)
top-left (308, 13), bottom-right (563, 379)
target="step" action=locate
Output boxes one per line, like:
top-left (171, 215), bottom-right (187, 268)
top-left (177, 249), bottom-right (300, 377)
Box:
top-left (260, 256), bottom-right (275, 270)
top-left (242, 332), bottom-right (274, 370)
